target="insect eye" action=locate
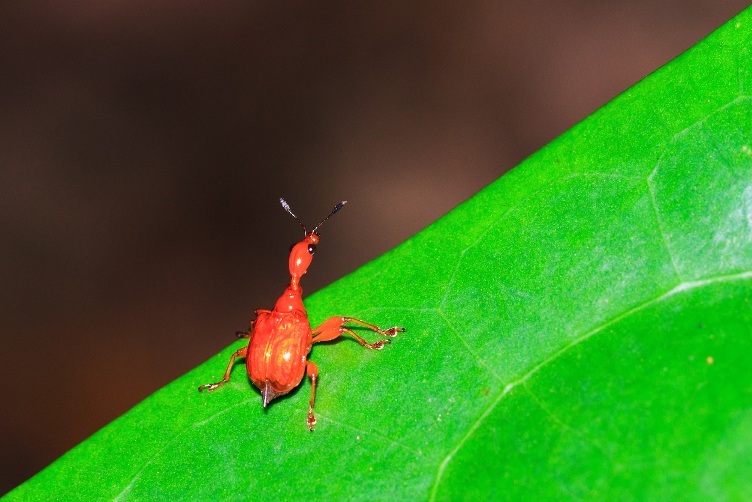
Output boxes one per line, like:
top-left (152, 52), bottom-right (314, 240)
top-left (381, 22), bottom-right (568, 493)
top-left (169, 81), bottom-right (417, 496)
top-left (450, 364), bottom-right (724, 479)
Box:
top-left (307, 244), bottom-right (317, 255)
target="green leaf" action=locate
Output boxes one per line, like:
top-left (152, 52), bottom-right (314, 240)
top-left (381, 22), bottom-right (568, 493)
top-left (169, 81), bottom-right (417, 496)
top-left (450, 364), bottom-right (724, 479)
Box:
top-left (6, 7), bottom-right (752, 501)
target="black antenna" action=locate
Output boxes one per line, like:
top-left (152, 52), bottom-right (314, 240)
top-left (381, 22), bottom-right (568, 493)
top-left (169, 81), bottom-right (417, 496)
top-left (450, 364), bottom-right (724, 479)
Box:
top-left (312, 200), bottom-right (347, 234)
top-left (280, 198), bottom-right (347, 235)
top-left (280, 198), bottom-right (307, 234)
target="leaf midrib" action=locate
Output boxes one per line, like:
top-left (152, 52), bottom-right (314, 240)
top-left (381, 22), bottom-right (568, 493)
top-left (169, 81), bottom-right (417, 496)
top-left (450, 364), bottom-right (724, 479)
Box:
top-left (427, 269), bottom-right (752, 501)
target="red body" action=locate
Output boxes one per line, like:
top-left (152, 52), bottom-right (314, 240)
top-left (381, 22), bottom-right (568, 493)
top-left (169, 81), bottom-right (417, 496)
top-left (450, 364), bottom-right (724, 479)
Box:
top-left (198, 199), bottom-right (403, 431)
top-left (247, 303), bottom-right (312, 401)
top-left (246, 235), bottom-right (316, 403)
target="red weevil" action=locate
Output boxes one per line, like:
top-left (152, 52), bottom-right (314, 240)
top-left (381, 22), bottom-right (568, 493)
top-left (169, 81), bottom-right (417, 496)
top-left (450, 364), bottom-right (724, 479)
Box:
top-left (199, 198), bottom-right (405, 431)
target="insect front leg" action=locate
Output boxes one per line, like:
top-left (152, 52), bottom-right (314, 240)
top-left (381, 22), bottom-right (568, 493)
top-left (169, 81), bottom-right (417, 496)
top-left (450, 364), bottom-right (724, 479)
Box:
top-left (198, 346), bottom-right (248, 392)
top-left (311, 316), bottom-right (405, 349)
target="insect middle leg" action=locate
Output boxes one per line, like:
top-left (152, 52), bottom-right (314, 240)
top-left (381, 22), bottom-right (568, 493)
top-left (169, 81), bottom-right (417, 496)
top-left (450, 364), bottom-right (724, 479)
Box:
top-left (198, 346), bottom-right (248, 392)
top-left (311, 316), bottom-right (405, 349)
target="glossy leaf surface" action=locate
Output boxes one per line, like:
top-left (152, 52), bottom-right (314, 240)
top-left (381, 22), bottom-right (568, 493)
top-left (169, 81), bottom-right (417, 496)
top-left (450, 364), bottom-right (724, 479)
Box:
top-left (6, 7), bottom-right (752, 501)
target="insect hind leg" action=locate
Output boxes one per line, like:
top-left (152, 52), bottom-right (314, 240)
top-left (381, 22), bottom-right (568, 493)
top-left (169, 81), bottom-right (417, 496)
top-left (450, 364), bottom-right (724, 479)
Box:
top-left (311, 316), bottom-right (405, 349)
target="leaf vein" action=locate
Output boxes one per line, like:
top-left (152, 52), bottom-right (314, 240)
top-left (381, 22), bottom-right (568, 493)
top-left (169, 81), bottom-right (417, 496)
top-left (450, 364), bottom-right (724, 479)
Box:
top-left (315, 412), bottom-right (423, 455)
top-left (428, 270), bottom-right (752, 500)
top-left (113, 398), bottom-right (255, 501)
top-left (646, 176), bottom-right (683, 281)
top-left (521, 382), bottom-right (614, 464)
top-left (437, 309), bottom-right (502, 382)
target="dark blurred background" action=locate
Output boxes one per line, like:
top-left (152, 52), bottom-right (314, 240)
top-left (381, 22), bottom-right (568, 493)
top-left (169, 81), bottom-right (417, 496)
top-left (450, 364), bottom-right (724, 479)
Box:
top-left (0, 0), bottom-right (748, 495)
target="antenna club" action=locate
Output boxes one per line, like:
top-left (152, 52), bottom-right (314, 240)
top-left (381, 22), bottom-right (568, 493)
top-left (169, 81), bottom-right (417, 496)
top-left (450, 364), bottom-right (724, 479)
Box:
top-left (280, 197), bottom-right (307, 234)
top-left (311, 200), bottom-right (348, 233)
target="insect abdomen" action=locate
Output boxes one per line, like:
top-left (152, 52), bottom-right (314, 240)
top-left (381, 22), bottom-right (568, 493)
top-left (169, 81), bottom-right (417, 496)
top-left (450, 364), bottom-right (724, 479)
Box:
top-left (247, 311), bottom-right (312, 398)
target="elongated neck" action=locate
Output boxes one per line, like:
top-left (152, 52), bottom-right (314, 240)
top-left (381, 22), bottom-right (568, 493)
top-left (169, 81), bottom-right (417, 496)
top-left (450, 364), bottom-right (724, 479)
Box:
top-left (273, 284), bottom-right (306, 313)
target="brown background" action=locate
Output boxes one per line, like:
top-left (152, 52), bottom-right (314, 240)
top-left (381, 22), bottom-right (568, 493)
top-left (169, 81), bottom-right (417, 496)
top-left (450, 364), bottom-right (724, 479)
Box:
top-left (1, 1), bottom-right (748, 495)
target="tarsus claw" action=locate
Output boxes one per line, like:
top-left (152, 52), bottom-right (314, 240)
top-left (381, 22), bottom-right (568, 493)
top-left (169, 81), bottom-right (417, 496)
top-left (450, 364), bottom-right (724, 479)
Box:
top-left (308, 413), bottom-right (317, 431)
top-left (366, 339), bottom-right (392, 349)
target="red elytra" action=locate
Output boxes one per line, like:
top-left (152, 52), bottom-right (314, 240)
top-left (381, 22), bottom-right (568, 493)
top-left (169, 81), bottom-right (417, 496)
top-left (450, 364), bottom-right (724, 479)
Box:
top-left (198, 199), bottom-right (405, 431)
